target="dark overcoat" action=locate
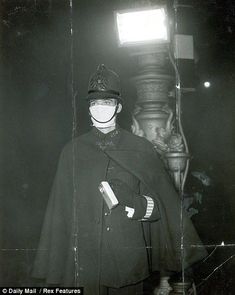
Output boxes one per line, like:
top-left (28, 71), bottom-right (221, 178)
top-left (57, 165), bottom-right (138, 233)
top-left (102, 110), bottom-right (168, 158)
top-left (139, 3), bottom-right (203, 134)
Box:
top-left (32, 128), bottom-right (207, 294)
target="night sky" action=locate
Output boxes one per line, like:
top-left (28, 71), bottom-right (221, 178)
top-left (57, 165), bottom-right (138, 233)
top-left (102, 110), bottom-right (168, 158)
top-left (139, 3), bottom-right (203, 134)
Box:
top-left (1, 0), bottom-right (235, 292)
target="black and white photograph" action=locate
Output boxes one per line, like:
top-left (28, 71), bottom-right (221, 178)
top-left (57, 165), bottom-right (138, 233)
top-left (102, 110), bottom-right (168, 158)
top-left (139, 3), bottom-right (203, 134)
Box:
top-left (1, 0), bottom-right (235, 294)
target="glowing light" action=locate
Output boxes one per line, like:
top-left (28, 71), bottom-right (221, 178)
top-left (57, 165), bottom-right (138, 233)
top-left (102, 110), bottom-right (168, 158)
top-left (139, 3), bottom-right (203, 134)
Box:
top-left (116, 8), bottom-right (169, 46)
top-left (204, 81), bottom-right (211, 88)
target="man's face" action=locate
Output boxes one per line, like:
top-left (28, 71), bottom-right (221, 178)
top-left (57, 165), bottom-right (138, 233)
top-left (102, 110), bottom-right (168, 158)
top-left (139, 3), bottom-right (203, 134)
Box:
top-left (89, 98), bottom-right (122, 115)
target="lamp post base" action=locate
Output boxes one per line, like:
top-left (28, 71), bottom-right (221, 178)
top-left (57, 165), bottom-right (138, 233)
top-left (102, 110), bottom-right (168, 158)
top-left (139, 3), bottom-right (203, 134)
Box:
top-left (169, 281), bottom-right (192, 294)
top-left (154, 276), bottom-right (172, 295)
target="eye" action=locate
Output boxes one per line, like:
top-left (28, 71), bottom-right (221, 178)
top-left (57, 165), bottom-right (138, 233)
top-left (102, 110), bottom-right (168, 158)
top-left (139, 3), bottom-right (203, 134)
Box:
top-left (104, 99), bottom-right (116, 106)
top-left (104, 100), bottom-right (111, 105)
top-left (90, 101), bottom-right (96, 106)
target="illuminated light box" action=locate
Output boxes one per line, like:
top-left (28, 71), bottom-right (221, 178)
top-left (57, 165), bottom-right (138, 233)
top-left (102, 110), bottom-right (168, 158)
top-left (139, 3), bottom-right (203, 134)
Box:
top-left (115, 7), bottom-right (169, 47)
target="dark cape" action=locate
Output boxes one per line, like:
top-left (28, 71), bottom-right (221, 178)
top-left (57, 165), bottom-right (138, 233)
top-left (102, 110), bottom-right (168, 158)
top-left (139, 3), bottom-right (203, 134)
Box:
top-left (32, 128), bottom-right (207, 294)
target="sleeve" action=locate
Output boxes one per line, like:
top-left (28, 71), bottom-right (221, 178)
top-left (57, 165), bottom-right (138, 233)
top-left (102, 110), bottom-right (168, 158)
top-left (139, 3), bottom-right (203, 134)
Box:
top-left (125, 182), bottom-right (161, 222)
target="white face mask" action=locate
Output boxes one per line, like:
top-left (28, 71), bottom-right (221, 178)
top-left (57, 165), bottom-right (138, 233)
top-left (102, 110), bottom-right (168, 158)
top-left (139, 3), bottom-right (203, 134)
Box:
top-left (89, 105), bottom-right (117, 128)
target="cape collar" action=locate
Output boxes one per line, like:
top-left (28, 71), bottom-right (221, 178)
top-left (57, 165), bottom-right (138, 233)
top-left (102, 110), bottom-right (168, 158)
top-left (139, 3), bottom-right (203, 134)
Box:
top-left (91, 126), bottom-right (121, 150)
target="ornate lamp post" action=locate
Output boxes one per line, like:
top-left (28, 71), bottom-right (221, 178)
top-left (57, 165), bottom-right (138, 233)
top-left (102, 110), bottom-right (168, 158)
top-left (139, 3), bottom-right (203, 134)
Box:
top-left (116, 5), bottom-right (189, 191)
top-left (115, 3), bottom-right (192, 294)
top-left (130, 43), bottom-right (189, 192)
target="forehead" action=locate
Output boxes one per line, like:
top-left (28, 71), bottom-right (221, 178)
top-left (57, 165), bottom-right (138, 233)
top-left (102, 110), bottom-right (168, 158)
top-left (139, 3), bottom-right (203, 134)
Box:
top-left (89, 98), bottom-right (117, 104)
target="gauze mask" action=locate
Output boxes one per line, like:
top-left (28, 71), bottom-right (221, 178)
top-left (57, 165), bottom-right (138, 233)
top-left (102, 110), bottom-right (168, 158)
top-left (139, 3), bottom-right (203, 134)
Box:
top-left (89, 105), bottom-right (117, 128)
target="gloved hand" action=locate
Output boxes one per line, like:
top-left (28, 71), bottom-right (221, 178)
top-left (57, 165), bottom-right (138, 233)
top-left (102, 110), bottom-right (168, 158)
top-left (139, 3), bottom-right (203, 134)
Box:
top-left (108, 178), bottom-right (135, 208)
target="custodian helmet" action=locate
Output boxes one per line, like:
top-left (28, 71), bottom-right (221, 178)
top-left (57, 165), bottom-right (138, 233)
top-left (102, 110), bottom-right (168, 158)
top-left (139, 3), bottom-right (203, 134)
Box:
top-left (87, 64), bottom-right (122, 102)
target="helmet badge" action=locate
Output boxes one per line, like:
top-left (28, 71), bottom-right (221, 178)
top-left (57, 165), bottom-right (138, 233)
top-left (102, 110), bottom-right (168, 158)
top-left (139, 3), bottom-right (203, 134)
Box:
top-left (89, 64), bottom-right (108, 92)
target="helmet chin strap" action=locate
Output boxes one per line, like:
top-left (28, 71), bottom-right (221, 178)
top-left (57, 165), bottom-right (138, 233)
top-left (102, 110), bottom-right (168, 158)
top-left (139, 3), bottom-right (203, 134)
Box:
top-left (89, 104), bottom-right (119, 124)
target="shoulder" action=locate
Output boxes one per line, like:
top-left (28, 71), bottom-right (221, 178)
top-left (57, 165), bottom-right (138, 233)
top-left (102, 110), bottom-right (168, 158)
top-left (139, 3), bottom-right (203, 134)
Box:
top-left (119, 128), bottom-right (156, 154)
top-left (59, 130), bottom-right (94, 158)
top-left (119, 128), bottom-right (166, 168)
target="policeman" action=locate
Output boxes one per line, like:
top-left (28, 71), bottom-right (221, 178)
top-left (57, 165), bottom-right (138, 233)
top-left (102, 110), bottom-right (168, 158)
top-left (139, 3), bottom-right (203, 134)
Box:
top-left (33, 65), bottom-right (207, 295)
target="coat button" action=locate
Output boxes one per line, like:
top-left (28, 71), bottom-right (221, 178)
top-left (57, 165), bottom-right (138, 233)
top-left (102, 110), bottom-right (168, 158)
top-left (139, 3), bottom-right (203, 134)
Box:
top-left (106, 227), bottom-right (110, 231)
top-left (104, 212), bottom-right (108, 216)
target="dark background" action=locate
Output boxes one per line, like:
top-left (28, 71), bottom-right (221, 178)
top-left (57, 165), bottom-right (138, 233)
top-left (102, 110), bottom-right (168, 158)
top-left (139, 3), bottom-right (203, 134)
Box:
top-left (1, 0), bottom-right (235, 293)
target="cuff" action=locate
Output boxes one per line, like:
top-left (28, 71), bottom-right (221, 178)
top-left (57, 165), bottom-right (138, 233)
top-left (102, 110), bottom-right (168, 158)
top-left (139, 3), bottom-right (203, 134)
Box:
top-left (141, 195), bottom-right (154, 220)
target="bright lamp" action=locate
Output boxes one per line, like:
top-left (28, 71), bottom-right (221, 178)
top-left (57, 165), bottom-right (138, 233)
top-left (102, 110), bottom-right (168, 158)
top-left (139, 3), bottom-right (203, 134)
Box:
top-left (115, 7), bottom-right (169, 47)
